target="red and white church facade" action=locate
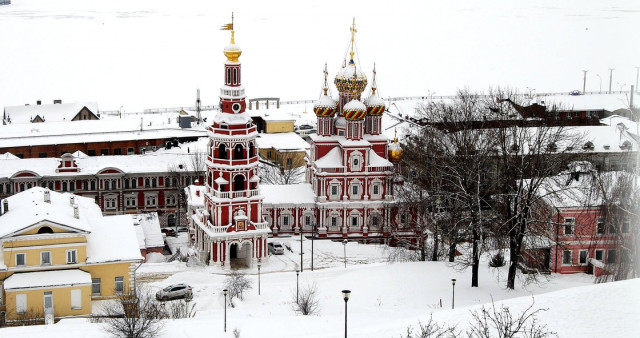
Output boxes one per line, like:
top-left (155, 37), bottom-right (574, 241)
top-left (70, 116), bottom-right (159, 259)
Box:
top-left (189, 22), bottom-right (408, 268)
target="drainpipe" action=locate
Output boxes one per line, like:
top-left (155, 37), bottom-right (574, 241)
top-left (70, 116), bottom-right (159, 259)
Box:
top-left (132, 262), bottom-right (143, 296)
top-left (555, 207), bottom-right (560, 273)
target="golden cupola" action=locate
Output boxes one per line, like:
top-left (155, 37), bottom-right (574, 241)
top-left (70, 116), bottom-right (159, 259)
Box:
top-left (334, 19), bottom-right (367, 96)
top-left (388, 131), bottom-right (404, 163)
top-left (222, 14), bottom-right (241, 62)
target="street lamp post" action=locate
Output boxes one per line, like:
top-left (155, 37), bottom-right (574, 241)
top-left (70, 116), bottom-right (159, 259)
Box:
top-left (596, 74), bottom-right (602, 94)
top-left (296, 270), bottom-right (300, 304)
top-left (451, 279), bottom-right (456, 309)
top-left (223, 289), bottom-right (228, 332)
top-left (582, 70), bottom-right (588, 93)
top-left (342, 239), bottom-right (348, 268)
top-left (300, 224), bottom-right (304, 273)
top-left (609, 68), bottom-right (615, 94)
top-left (342, 290), bottom-right (351, 338)
top-left (311, 223), bottom-right (315, 271)
top-left (257, 263), bottom-right (261, 296)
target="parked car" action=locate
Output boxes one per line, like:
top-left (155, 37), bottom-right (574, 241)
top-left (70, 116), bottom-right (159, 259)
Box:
top-left (297, 124), bottom-right (314, 130)
top-left (569, 90), bottom-right (582, 96)
top-left (156, 283), bottom-right (193, 301)
top-left (176, 226), bottom-right (189, 233)
top-left (268, 242), bottom-right (284, 255)
top-left (161, 228), bottom-right (177, 237)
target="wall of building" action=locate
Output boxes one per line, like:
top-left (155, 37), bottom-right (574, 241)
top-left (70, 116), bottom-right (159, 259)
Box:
top-left (4, 284), bottom-right (92, 321)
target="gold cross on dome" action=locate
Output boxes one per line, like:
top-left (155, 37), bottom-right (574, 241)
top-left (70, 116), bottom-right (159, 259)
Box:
top-left (349, 18), bottom-right (357, 61)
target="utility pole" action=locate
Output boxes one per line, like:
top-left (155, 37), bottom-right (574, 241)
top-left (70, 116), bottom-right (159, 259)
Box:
top-left (582, 70), bottom-right (588, 93)
top-left (609, 68), bottom-right (615, 94)
top-left (636, 67), bottom-right (639, 93)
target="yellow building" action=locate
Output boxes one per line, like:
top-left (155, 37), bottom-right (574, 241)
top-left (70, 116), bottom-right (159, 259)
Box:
top-left (0, 187), bottom-right (143, 324)
top-left (256, 132), bottom-right (310, 170)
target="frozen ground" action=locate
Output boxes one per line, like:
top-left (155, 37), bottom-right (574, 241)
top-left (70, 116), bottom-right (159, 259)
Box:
top-left (3, 237), bottom-right (638, 337)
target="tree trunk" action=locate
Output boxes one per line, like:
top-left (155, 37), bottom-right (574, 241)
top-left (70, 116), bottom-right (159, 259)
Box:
top-left (472, 228), bottom-right (479, 287)
top-left (449, 242), bottom-right (456, 262)
top-left (431, 233), bottom-right (439, 261)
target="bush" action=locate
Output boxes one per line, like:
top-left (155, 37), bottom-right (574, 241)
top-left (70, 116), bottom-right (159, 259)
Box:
top-left (224, 271), bottom-right (253, 307)
top-left (489, 252), bottom-right (505, 268)
top-left (294, 282), bottom-right (321, 315)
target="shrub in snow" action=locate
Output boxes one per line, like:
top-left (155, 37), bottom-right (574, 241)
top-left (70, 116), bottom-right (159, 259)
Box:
top-left (401, 314), bottom-right (459, 338)
top-left (93, 286), bottom-right (164, 338)
top-left (488, 252), bottom-right (505, 268)
top-left (224, 271), bottom-right (253, 307)
top-left (293, 282), bottom-right (320, 315)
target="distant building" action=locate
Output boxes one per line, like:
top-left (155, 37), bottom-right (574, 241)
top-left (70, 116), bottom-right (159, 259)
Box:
top-left (3, 101), bottom-right (99, 124)
top-left (0, 187), bottom-right (143, 324)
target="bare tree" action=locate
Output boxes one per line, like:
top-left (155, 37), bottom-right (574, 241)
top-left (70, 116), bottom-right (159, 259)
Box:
top-left (224, 271), bottom-right (253, 307)
top-left (94, 287), bottom-right (165, 338)
top-left (259, 151), bottom-right (306, 185)
top-left (293, 282), bottom-right (321, 315)
top-left (400, 315), bottom-right (459, 338)
top-left (466, 299), bottom-right (556, 338)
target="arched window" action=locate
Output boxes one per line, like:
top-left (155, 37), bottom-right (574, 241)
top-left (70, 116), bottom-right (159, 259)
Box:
top-left (234, 144), bottom-right (244, 160)
top-left (145, 178), bottom-right (150, 188)
top-left (37, 226), bottom-right (54, 234)
top-left (233, 175), bottom-right (245, 192)
top-left (152, 178), bottom-right (157, 188)
top-left (19, 183), bottom-right (25, 192)
top-left (218, 144), bottom-right (227, 159)
top-left (63, 182), bottom-right (68, 191)
top-left (226, 68), bottom-right (231, 84)
top-left (233, 68), bottom-right (237, 84)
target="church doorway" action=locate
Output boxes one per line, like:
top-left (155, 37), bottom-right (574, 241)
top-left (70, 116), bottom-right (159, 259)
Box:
top-left (229, 242), bottom-right (252, 269)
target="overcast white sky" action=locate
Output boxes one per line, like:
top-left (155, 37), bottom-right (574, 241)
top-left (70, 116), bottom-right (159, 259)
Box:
top-left (0, 0), bottom-right (638, 112)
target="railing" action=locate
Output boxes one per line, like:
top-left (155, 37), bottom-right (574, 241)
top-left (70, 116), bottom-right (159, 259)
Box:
top-left (213, 189), bottom-right (260, 199)
top-left (220, 88), bottom-right (246, 97)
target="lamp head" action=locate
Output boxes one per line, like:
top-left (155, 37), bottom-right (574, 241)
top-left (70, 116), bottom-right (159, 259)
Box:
top-left (223, 289), bottom-right (228, 296)
top-left (342, 289), bottom-right (351, 301)
top-left (343, 239), bottom-right (348, 245)
top-left (451, 279), bottom-right (456, 285)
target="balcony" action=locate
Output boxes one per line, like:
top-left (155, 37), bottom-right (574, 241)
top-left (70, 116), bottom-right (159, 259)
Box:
top-left (212, 189), bottom-right (260, 199)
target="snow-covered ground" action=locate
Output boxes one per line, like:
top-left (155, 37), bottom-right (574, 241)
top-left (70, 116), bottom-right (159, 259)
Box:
top-left (3, 237), bottom-right (638, 337)
top-left (1, 0), bottom-right (638, 112)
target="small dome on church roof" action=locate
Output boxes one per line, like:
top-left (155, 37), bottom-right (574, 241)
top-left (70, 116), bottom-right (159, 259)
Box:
top-left (224, 43), bottom-right (242, 62)
top-left (314, 95), bottom-right (338, 117)
top-left (343, 99), bottom-right (367, 121)
top-left (365, 93), bottom-right (386, 116)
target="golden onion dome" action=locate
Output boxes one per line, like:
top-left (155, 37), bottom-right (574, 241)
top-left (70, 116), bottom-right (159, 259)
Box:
top-left (334, 62), bottom-right (368, 95)
top-left (343, 99), bottom-right (367, 121)
top-left (224, 31), bottom-right (242, 62)
top-left (388, 136), bottom-right (403, 163)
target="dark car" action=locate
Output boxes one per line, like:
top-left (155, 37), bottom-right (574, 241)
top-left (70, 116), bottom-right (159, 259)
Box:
top-left (161, 228), bottom-right (177, 237)
top-left (156, 283), bottom-right (193, 301)
top-left (298, 124), bottom-right (314, 130)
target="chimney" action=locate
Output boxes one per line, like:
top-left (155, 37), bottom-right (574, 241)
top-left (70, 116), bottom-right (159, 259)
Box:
top-left (73, 204), bottom-right (79, 219)
top-left (44, 189), bottom-right (51, 203)
top-left (37, 100), bottom-right (41, 105)
top-left (70, 195), bottom-right (75, 206)
top-left (53, 99), bottom-right (62, 104)
top-left (2, 199), bottom-right (8, 213)
top-left (196, 189), bottom-right (201, 197)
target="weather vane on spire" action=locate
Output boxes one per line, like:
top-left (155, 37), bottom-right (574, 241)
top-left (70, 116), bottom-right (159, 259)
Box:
top-left (221, 12), bottom-right (235, 43)
top-left (371, 63), bottom-right (377, 95)
top-left (323, 62), bottom-right (329, 95)
top-left (349, 17), bottom-right (357, 62)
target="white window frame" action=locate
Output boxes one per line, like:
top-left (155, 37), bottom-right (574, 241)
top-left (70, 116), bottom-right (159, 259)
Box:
top-left (15, 253), bottom-right (26, 267)
top-left (92, 278), bottom-right (101, 296)
top-left (115, 276), bottom-right (125, 294)
top-left (145, 193), bottom-right (158, 207)
top-left (71, 289), bottom-right (82, 310)
top-left (595, 249), bottom-right (604, 261)
top-left (16, 294), bottom-right (27, 314)
top-left (578, 250), bottom-right (588, 265)
top-left (105, 195), bottom-right (117, 210)
top-left (561, 250), bottom-right (572, 265)
top-left (349, 151), bottom-right (364, 172)
top-left (596, 217), bottom-right (605, 235)
top-left (165, 194), bottom-right (177, 206)
top-left (41, 251), bottom-right (52, 266)
top-left (329, 182), bottom-right (341, 201)
top-left (125, 195), bottom-right (137, 208)
top-left (66, 249), bottom-right (78, 264)
top-left (563, 217), bottom-right (575, 235)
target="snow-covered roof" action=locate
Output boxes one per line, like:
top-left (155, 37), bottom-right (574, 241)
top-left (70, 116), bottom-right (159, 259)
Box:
top-left (0, 187), bottom-right (143, 263)
top-left (532, 92), bottom-right (639, 113)
top-left (4, 101), bottom-right (99, 124)
top-left (86, 214), bottom-right (143, 263)
top-left (184, 185), bottom-right (206, 208)
top-left (3, 269), bottom-right (92, 291)
top-left (344, 99), bottom-right (366, 111)
top-left (0, 187), bottom-right (100, 237)
top-left (256, 132), bottom-right (310, 151)
top-left (0, 113), bottom-right (206, 147)
top-left (212, 111), bottom-right (252, 125)
top-left (368, 149), bottom-right (393, 167)
top-left (261, 183), bottom-right (315, 205)
top-left (0, 149), bottom-right (205, 179)
top-left (132, 212), bottom-right (164, 250)
top-left (315, 147), bottom-right (343, 168)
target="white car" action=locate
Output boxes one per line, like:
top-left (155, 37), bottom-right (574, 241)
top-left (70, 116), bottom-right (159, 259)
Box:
top-left (156, 283), bottom-right (193, 301)
top-left (268, 242), bottom-right (284, 255)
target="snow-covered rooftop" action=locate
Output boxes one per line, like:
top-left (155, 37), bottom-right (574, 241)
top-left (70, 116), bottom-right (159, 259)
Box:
top-left (256, 132), bottom-right (310, 151)
top-left (3, 269), bottom-right (92, 291)
top-left (261, 183), bottom-right (315, 205)
top-left (4, 101), bottom-right (99, 124)
top-left (532, 92), bottom-right (640, 113)
top-left (132, 212), bottom-right (164, 250)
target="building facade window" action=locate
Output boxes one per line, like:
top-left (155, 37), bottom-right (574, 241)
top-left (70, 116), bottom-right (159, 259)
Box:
top-left (66, 249), bottom-right (78, 264)
top-left (41, 251), bottom-right (52, 266)
top-left (166, 194), bottom-right (177, 206)
top-left (115, 276), bottom-right (125, 294)
top-left (16, 294), bottom-right (27, 314)
top-left (562, 250), bottom-right (572, 265)
top-left (578, 250), bottom-right (588, 265)
top-left (563, 217), bottom-right (574, 235)
top-left (595, 249), bottom-right (604, 261)
top-left (71, 289), bottom-right (82, 309)
top-left (92, 278), bottom-right (101, 296)
top-left (145, 194), bottom-right (158, 207)
top-left (105, 196), bottom-right (117, 210)
top-left (621, 218), bottom-right (630, 233)
top-left (15, 253), bottom-right (26, 267)
top-left (596, 217), bottom-right (605, 234)
top-left (126, 195), bottom-right (137, 207)
top-left (607, 250), bottom-right (617, 264)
